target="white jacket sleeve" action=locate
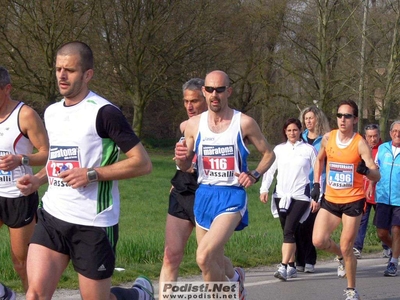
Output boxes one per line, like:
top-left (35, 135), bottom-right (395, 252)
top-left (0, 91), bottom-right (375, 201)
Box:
top-left (260, 154), bottom-right (277, 194)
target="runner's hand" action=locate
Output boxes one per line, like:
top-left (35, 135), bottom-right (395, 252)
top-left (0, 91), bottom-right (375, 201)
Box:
top-left (310, 183), bottom-right (320, 202)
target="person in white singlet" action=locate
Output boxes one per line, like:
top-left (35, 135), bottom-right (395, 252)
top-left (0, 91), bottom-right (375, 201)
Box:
top-left (16, 42), bottom-right (154, 300)
top-left (174, 70), bottom-right (275, 300)
top-left (0, 66), bottom-right (49, 297)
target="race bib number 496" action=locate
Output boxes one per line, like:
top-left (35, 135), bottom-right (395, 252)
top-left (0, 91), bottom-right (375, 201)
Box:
top-left (328, 162), bottom-right (354, 189)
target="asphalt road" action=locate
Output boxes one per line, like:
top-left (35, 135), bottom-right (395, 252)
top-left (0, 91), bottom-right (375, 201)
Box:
top-left (16, 253), bottom-right (400, 299)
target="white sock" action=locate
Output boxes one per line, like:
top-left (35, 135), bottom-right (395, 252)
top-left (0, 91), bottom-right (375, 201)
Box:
top-left (390, 257), bottom-right (398, 265)
top-left (0, 283), bottom-right (5, 297)
top-left (229, 270), bottom-right (239, 282)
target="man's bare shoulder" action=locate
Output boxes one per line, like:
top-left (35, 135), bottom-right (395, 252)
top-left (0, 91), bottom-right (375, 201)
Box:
top-left (358, 137), bottom-right (373, 155)
top-left (19, 102), bottom-right (38, 116)
top-left (19, 103), bottom-right (44, 129)
top-left (239, 113), bottom-right (257, 129)
top-left (180, 120), bottom-right (188, 133)
top-left (323, 132), bottom-right (331, 141)
top-left (185, 114), bottom-right (202, 135)
top-left (186, 114), bottom-right (202, 126)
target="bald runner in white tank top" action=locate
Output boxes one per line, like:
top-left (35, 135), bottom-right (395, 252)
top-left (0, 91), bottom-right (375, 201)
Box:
top-left (194, 110), bottom-right (249, 230)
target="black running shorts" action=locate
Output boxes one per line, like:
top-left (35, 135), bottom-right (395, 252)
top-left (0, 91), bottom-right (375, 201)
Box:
top-left (321, 197), bottom-right (365, 218)
top-left (168, 188), bottom-right (196, 225)
top-left (0, 192), bottom-right (39, 228)
top-left (31, 208), bottom-right (118, 280)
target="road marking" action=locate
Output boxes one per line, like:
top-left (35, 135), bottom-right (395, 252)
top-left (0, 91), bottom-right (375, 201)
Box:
top-left (244, 257), bottom-right (388, 288)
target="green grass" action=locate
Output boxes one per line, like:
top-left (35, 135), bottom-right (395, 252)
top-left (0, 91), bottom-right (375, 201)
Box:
top-left (0, 149), bottom-right (383, 292)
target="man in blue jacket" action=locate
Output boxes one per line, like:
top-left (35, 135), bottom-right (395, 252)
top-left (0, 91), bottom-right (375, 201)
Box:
top-left (375, 120), bottom-right (400, 277)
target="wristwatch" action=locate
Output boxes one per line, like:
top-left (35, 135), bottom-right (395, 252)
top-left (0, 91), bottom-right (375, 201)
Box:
top-left (87, 168), bottom-right (98, 183)
top-left (21, 155), bottom-right (30, 166)
top-left (248, 170), bottom-right (261, 183)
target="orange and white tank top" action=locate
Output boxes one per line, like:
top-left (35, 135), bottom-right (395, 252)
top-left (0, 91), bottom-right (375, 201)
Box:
top-left (325, 130), bottom-right (364, 204)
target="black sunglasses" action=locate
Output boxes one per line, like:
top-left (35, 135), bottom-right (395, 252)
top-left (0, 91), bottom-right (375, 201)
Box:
top-left (365, 124), bottom-right (379, 130)
top-left (336, 113), bottom-right (354, 119)
top-left (204, 86), bottom-right (228, 93)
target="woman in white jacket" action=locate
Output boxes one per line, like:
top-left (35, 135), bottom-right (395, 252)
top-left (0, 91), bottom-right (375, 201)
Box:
top-left (260, 118), bottom-right (319, 281)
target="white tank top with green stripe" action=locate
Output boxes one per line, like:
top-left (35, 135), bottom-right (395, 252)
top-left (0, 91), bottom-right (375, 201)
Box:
top-left (42, 92), bottom-right (120, 226)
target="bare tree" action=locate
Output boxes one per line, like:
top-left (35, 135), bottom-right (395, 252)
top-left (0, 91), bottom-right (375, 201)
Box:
top-left (374, 1), bottom-right (400, 137)
top-left (357, 0), bottom-right (369, 132)
top-left (92, 0), bottom-right (226, 137)
top-left (278, 0), bottom-right (363, 122)
top-left (0, 0), bottom-right (95, 111)
top-left (1, 0), bottom-right (399, 141)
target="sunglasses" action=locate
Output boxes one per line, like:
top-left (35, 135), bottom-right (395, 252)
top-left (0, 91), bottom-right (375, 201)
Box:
top-left (365, 124), bottom-right (379, 130)
top-left (336, 113), bottom-right (354, 119)
top-left (204, 86), bottom-right (228, 93)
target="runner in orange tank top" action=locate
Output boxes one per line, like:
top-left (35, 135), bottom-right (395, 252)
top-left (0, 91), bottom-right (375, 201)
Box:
top-left (324, 130), bottom-right (364, 204)
top-left (310, 100), bottom-right (380, 300)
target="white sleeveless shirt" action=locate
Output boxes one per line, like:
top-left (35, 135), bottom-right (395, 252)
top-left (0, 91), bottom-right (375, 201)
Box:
top-left (195, 110), bottom-right (250, 186)
top-left (43, 92), bottom-right (120, 226)
top-left (0, 102), bottom-right (33, 197)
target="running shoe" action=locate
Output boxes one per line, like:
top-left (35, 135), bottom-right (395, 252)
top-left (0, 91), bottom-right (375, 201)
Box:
top-left (343, 288), bottom-right (361, 300)
top-left (338, 258), bottom-right (346, 278)
top-left (304, 263), bottom-right (315, 273)
top-left (234, 267), bottom-right (247, 300)
top-left (0, 283), bottom-right (16, 300)
top-left (132, 275), bottom-right (155, 300)
top-left (287, 266), bottom-right (297, 278)
top-left (353, 247), bottom-right (362, 259)
top-left (383, 262), bottom-right (398, 277)
top-left (296, 265), bottom-right (305, 272)
top-left (274, 264), bottom-right (287, 281)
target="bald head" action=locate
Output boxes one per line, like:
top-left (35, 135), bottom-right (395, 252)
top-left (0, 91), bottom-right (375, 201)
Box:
top-left (205, 70), bottom-right (230, 86)
top-left (56, 41), bottom-right (93, 72)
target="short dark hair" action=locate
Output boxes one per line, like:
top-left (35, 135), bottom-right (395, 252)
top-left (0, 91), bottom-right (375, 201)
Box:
top-left (56, 41), bottom-right (93, 72)
top-left (337, 100), bottom-right (358, 117)
top-left (0, 66), bottom-right (11, 88)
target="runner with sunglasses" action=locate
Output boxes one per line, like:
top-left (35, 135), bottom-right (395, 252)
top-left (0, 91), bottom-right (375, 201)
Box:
top-left (310, 100), bottom-right (380, 300)
top-left (174, 70), bottom-right (275, 299)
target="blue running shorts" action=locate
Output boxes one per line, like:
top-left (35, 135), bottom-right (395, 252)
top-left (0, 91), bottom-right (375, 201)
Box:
top-left (194, 184), bottom-right (248, 231)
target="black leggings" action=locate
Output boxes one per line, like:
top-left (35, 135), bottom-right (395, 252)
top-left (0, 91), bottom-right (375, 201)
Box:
top-left (274, 197), bottom-right (310, 243)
